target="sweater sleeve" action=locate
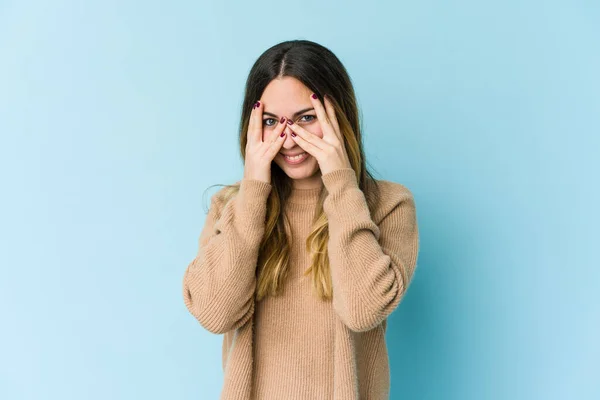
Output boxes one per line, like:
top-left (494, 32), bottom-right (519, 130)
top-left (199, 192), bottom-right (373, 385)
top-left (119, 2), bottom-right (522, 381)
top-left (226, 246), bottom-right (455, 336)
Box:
top-left (182, 178), bottom-right (272, 334)
top-left (321, 168), bottom-right (420, 332)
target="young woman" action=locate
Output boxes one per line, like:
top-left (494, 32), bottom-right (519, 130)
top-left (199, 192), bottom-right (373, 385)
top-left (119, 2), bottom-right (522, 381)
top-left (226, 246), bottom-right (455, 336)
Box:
top-left (182, 39), bottom-right (420, 400)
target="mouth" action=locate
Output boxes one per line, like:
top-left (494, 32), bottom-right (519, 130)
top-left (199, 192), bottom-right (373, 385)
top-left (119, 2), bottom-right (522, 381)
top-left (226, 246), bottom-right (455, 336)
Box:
top-left (281, 151), bottom-right (309, 165)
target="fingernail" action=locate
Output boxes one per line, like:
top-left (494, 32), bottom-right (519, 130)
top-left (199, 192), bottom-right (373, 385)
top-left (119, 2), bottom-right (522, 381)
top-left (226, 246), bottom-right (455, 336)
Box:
top-left (311, 93), bottom-right (317, 99)
top-left (286, 119), bottom-right (293, 125)
top-left (280, 116), bottom-right (285, 124)
top-left (256, 101), bottom-right (261, 107)
top-left (280, 132), bottom-right (285, 137)
top-left (291, 132), bottom-right (296, 137)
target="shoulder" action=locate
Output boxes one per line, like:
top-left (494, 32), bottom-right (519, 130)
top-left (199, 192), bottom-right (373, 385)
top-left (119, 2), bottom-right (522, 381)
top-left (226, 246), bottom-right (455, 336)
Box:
top-left (368, 178), bottom-right (417, 225)
top-left (372, 178), bottom-right (414, 199)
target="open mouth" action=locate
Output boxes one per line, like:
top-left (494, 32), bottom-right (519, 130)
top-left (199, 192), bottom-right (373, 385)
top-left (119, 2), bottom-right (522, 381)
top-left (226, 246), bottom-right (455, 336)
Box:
top-left (282, 152), bottom-right (309, 165)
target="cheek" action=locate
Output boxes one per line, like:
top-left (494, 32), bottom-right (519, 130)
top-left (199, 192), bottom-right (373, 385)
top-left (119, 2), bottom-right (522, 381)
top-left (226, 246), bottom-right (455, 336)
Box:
top-left (308, 127), bottom-right (323, 138)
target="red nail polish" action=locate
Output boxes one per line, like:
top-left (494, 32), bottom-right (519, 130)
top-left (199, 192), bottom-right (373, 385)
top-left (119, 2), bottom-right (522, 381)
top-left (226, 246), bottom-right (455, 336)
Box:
top-left (311, 93), bottom-right (317, 99)
top-left (280, 116), bottom-right (285, 123)
top-left (291, 132), bottom-right (296, 137)
top-left (256, 101), bottom-right (260, 107)
top-left (280, 132), bottom-right (285, 137)
top-left (286, 119), bottom-right (293, 125)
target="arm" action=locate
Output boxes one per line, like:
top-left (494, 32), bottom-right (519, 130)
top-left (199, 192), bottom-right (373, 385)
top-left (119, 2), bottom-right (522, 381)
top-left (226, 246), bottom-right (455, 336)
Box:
top-left (182, 178), bottom-right (272, 334)
top-left (322, 168), bottom-right (420, 332)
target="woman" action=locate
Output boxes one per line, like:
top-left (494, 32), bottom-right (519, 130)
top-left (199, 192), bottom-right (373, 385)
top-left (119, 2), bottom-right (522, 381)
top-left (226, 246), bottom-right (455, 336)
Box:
top-left (182, 39), bottom-right (420, 400)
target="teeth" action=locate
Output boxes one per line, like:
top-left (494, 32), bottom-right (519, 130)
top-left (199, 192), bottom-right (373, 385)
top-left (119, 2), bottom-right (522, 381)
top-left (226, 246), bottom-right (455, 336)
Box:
top-left (284, 152), bottom-right (306, 161)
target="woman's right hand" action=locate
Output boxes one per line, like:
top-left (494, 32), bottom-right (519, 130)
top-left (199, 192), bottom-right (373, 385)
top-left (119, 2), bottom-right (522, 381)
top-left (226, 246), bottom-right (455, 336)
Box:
top-left (243, 100), bottom-right (288, 184)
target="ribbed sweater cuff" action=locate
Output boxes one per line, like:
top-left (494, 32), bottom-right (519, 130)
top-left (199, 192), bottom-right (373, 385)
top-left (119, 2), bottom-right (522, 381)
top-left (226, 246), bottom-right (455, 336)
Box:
top-left (238, 178), bottom-right (273, 203)
top-left (321, 168), bottom-right (358, 194)
top-left (231, 178), bottom-right (273, 233)
top-left (321, 168), bottom-right (365, 216)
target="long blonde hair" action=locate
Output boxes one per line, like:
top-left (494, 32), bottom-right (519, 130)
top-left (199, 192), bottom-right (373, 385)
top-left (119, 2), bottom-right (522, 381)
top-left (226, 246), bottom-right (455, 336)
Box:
top-left (207, 40), bottom-right (382, 301)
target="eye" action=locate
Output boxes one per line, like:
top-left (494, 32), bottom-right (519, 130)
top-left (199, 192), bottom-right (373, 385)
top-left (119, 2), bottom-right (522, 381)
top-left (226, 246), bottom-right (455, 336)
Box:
top-left (299, 115), bottom-right (315, 123)
top-left (263, 118), bottom-right (277, 127)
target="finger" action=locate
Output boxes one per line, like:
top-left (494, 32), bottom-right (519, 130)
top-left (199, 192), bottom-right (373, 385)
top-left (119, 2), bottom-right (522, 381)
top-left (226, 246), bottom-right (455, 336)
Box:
top-left (309, 93), bottom-right (335, 138)
top-left (324, 95), bottom-right (341, 139)
top-left (265, 119), bottom-right (288, 158)
top-left (262, 116), bottom-right (287, 156)
top-left (265, 116), bottom-right (288, 147)
top-left (289, 127), bottom-right (322, 159)
top-left (248, 100), bottom-right (262, 143)
top-left (286, 120), bottom-right (325, 151)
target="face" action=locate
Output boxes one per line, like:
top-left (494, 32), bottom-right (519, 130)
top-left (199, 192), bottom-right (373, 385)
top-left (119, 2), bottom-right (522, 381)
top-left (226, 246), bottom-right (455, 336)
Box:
top-left (259, 76), bottom-right (323, 189)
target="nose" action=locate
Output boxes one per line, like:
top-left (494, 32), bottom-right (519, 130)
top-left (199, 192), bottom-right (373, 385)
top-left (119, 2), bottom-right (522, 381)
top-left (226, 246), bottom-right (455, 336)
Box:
top-left (281, 126), bottom-right (297, 149)
top-left (285, 125), bottom-right (295, 137)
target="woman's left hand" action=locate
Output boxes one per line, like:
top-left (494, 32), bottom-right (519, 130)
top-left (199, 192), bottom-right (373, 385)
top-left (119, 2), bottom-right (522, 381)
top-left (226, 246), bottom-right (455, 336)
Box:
top-left (286, 93), bottom-right (353, 175)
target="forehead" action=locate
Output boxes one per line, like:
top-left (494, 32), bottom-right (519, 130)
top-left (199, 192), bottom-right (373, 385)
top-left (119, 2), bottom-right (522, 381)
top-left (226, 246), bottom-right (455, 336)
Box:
top-left (260, 77), bottom-right (312, 113)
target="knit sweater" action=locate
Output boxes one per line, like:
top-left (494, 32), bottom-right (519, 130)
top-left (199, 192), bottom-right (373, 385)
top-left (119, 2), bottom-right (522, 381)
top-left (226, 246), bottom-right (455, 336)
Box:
top-left (183, 168), bottom-right (420, 400)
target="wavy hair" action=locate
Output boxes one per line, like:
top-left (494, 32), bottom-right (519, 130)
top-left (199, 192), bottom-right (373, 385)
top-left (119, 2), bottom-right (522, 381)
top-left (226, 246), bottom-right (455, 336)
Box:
top-left (205, 39), bottom-right (382, 301)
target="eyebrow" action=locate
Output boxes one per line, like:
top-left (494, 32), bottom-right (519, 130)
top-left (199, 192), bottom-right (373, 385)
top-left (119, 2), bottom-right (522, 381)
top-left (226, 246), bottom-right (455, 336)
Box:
top-left (262, 107), bottom-right (314, 119)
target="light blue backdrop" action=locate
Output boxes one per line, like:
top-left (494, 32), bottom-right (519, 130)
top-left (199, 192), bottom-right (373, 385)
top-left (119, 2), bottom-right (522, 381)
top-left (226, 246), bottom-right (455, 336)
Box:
top-left (1, 1), bottom-right (598, 399)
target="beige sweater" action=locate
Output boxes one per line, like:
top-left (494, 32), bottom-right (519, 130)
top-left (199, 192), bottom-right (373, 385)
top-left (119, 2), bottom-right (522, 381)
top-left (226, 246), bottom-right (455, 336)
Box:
top-left (183, 168), bottom-right (420, 399)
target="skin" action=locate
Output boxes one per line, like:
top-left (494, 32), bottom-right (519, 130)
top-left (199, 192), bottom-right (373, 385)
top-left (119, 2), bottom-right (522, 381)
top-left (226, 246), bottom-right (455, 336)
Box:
top-left (258, 76), bottom-right (325, 189)
top-left (254, 76), bottom-right (353, 189)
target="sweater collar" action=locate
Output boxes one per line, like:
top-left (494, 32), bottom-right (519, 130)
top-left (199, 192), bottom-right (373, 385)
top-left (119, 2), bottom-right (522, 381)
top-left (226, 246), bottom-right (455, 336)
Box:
top-left (287, 184), bottom-right (323, 205)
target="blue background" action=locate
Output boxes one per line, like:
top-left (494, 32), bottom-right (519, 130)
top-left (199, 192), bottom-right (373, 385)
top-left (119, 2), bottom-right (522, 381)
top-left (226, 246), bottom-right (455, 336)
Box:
top-left (1, 1), bottom-right (598, 399)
